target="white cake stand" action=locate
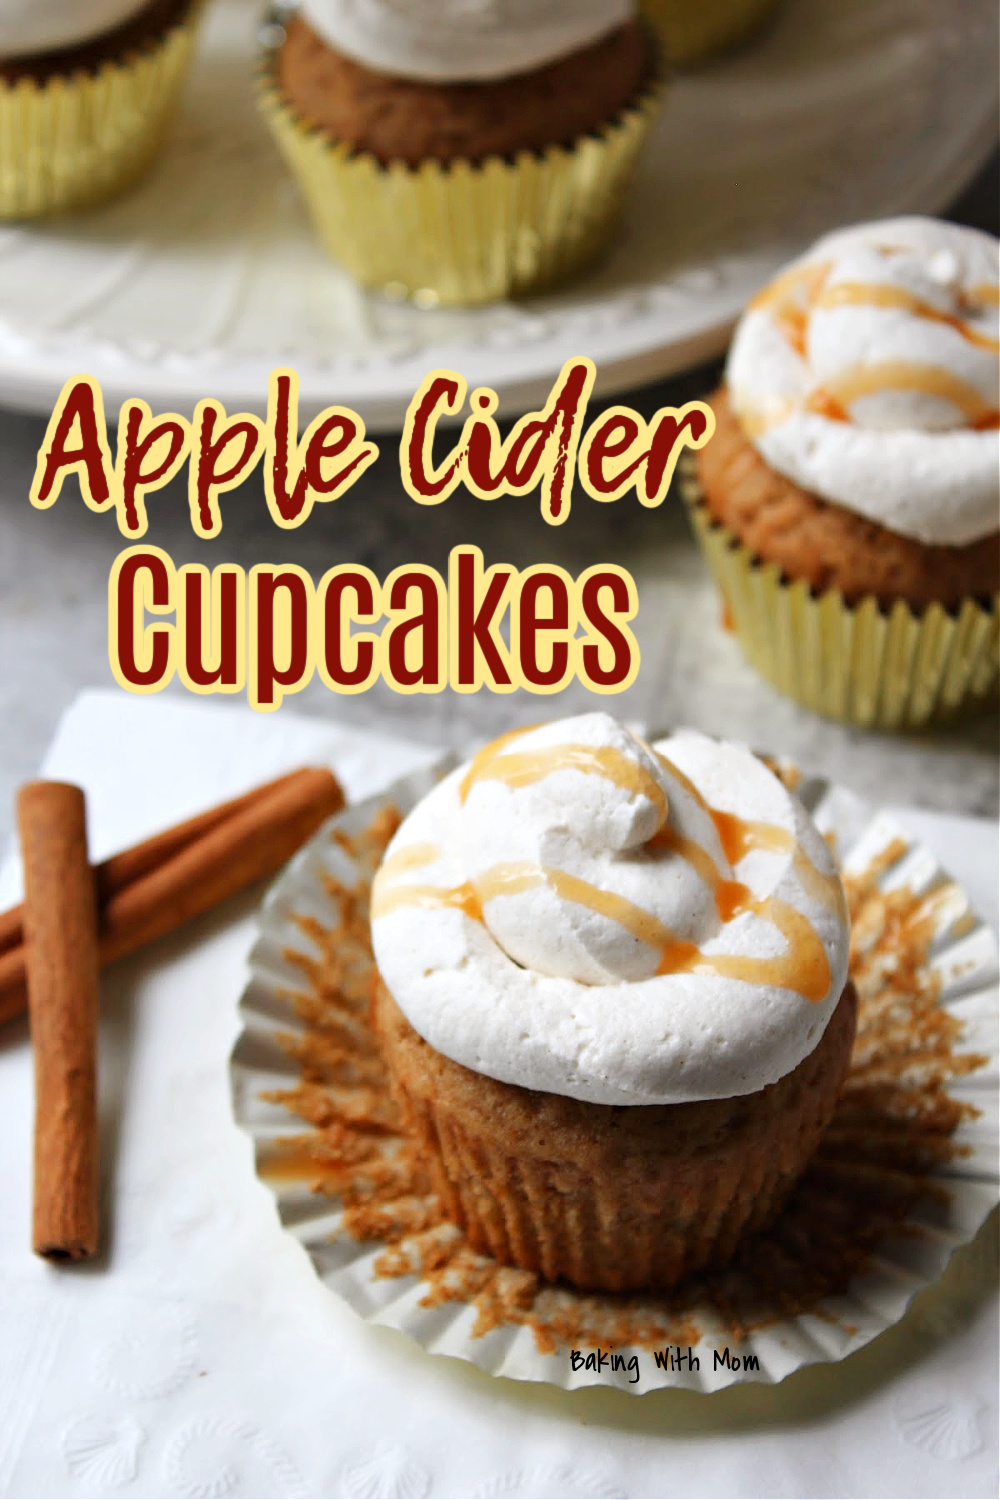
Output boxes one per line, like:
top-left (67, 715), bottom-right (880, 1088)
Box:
top-left (0, 0), bottom-right (996, 429)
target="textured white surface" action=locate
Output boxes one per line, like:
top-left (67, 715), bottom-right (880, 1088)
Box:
top-left (372, 715), bottom-right (850, 1104)
top-left (726, 218), bottom-right (1000, 544)
top-left (0, 0), bottom-right (996, 425)
top-left (298, 0), bottom-right (632, 81)
top-left (0, 691), bottom-right (996, 1497)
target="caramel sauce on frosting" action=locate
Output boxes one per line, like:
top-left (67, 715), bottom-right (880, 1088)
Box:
top-left (385, 726), bottom-right (842, 1005)
top-left (817, 359), bottom-right (998, 427)
top-left (748, 260), bottom-right (832, 358)
top-left (815, 280), bottom-right (1000, 353)
top-left (460, 739), bottom-right (669, 823)
top-left (726, 218), bottom-right (1000, 545)
top-left (738, 342), bottom-right (1000, 436)
top-left (371, 716), bottom-right (851, 1105)
top-left (377, 842), bottom-right (440, 877)
top-left (374, 816), bottom-right (834, 1004)
top-left (746, 256), bottom-right (1000, 422)
top-left (373, 878), bottom-right (483, 923)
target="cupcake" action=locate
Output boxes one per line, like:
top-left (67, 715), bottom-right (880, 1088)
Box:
top-left (686, 217), bottom-right (1000, 729)
top-left (0, 0), bottom-right (199, 218)
top-left (258, 1), bottom-right (661, 306)
top-left (640, 0), bottom-right (781, 66)
top-left (370, 713), bottom-right (854, 1293)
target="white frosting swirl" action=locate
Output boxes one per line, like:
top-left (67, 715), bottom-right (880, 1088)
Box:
top-left (0, 0), bottom-right (149, 57)
top-left (726, 218), bottom-right (1000, 546)
top-left (297, 0), bottom-right (633, 82)
top-left (371, 714), bottom-right (849, 1106)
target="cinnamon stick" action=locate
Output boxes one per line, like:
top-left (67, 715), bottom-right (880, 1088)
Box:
top-left (0, 901), bottom-right (20, 958)
top-left (0, 767), bottom-right (315, 979)
top-left (100, 766), bottom-right (344, 961)
top-left (18, 782), bottom-right (101, 1261)
top-left (1, 767), bottom-right (318, 1025)
top-left (0, 767), bottom-right (343, 1027)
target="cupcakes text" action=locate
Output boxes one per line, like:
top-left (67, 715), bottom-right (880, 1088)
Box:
top-left (105, 544), bottom-right (639, 710)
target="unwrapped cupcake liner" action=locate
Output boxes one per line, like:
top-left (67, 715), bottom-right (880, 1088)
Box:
top-left (681, 464), bottom-right (1000, 730)
top-left (0, 2), bottom-right (198, 220)
top-left (256, 12), bottom-right (663, 307)
top-left (639, 0), bottom-right (781, 65)
top-left (231, 747), bottom-right (999, 1394)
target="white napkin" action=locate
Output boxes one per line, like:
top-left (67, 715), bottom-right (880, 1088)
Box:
top-left (0, 690), bottom-right (996, 1500)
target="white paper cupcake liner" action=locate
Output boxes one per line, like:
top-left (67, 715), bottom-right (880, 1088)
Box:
top-left (230, 747), bottom-right (999, 1394)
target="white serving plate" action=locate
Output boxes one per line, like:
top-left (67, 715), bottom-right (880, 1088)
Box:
top-left (0, 0), bottom-right (996, 429)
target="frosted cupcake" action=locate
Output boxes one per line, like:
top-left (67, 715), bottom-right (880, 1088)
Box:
top-left (0, 0), bottom-right (199, 218)
top-left (258, 1), bottom-right (660, 306)
top-left (640, 0), bottom-right (781, 66)
top-left (371, 713), bottom-right (854, 1293)
top-left (686, 217), bottom-right (1000, 729)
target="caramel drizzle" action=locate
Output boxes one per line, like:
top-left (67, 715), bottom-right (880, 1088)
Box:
top-left (802, 388), bottom-right (850, 423)
top-left (375, 741), bottom-right (842, 1003)
top-left (745, 259), bottom-right (1000, 433)
top-left (713, 809), bottom-right (795, 863)
top-left (816, 359), bottom-right (998, 427)
top-left (652, 754), bottom-right (843, 921)
top-left (736, 400), bottom-right (796, 439)
top-left (710, 811), bottom-right (847, 920)
top-left (748, 260), bottom-right (832, 357)
top-left (373, 844), bottom-right (479, 921)
top-left (377, 843), bottom-right (440, 879)
top-left (460, 742), bottom-right (669, 821)
top-left (372, 880), bottom-right (482, 924)
top-left (457, 725), bottom-right (537, 802)
top-left (375, 858), bottom-right (830, 1003)
top-left (815, 280), bottom-right (1000, 353)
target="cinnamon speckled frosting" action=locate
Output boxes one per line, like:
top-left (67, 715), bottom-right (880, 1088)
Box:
top-left (371, 714), bottom-right (850, 1106)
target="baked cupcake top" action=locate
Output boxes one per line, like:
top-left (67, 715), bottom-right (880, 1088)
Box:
top-left (371, 714), bottom-right (849, 1106)
top-left (297, 0), bottom-right (633, 81)
top-left (726, 217), bottom-right (1000, 547)
top-left (0, 0), bottom-right (149, 56)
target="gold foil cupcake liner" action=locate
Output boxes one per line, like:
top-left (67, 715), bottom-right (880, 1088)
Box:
top-left (681, 465), bottom-right (1000, 731)
top-left (0, 4), bottom-right (198, 220)
top-left (256, 19), bottom-right (663, 307)
top-left (639, 0), bottom-right (781, 65)
top-left (231, 751), bottom-right (998, 1393)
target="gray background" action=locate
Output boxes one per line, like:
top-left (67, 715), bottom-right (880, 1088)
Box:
top-left (1, 155), bottom-right (997, 839)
